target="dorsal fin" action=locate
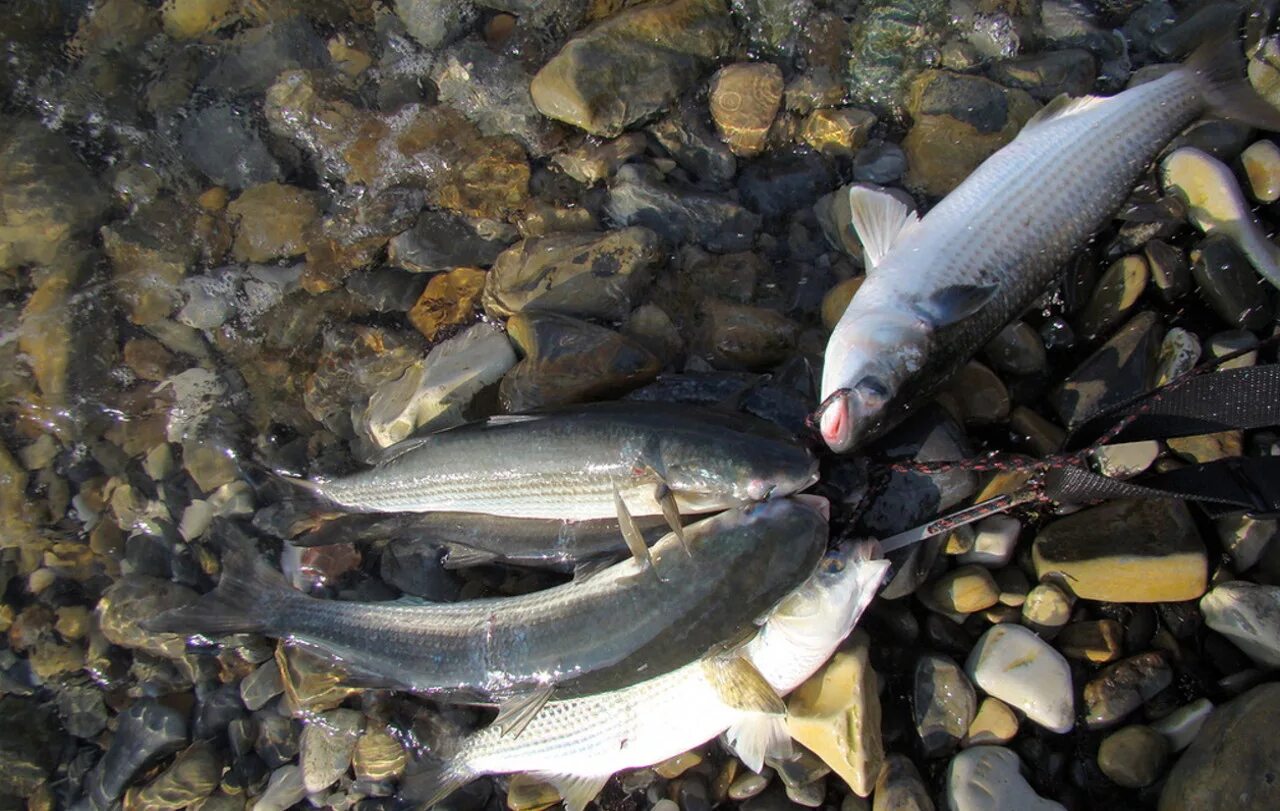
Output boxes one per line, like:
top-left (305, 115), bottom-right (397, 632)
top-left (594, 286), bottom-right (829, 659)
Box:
top-left (846, 184), bottom-right (919, 270)
top-left (1023, 93), bottom-right (1107, 130)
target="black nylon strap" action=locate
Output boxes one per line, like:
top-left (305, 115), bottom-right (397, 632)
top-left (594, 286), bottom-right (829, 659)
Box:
top-left (1043, 457), bottom-right (1280, 518)
top-left (1064, 365), bottom-right (1280, 450)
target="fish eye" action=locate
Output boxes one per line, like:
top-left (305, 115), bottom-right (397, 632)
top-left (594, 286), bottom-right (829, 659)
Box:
top-left (819, 553), bottom-right (846, 574)
top-left (855, 375), bottom-right (890, 400)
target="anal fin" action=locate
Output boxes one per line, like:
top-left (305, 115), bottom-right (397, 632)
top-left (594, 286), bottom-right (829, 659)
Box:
top-left (530, 772), bottom-right (611, 811)
top-left (441, 544), bottom-right (500, 570)
top-left (493, 684), bottom-right (555, 738)
top-left (653, 481), bottom-right (690, 557)
top-left (614, 485), bottom-right (661, 581)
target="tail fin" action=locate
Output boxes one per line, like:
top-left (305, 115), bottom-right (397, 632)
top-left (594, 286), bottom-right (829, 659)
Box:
top-left (400, 757), bottom-right (475, 809)
top-left (251, 472), bottom-right (347, 541)
top-left (1186, 34), bottom-right (1280, 131)
top-left (142, 522), bottom-right (292, 636)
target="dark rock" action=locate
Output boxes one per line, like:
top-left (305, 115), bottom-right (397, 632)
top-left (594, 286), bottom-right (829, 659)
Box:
top-left (97, 575), bottom-right (200, 661)
top-left (730, 0), bottom-right (819, 61)
top-left (989, 49), bottom-right (1097, 101)
top-left (1150, 2), bottom-right (1243, 61)
top-left (606, 165), bottom-right (761, 253)
top-left (625, 372), bottom-right (812, 436)
top-left (201, 16), bottom-right (330, 96)
top-left (853, 140), bottom-right (908, 185)
top-left (914, 654), bottom-right (976, 757)
top-left (1083, 652), bottom-right (1173, 730)
top-left (500, 312), bottom-right (661, 411)
top-left (983, 321), bottom-right (1047, 376)
top-left (83, 698), bottom-right (188, 809)
top-left (101, 199), bottom-right (199, 326)
top-left (1191, 235), bottom-right (1275, 331)
top-left (647, 101), bottom-right (738, 188)
top-left (380, 541), bottom-right (462, 602)
top-left (255, 714), bottom-right (300, 770)
top-left (529, 0), bottom-right (736, 137)
top-left (1050, 310), bottom-right (1162, 428)
top-left (1164, 120), bottom-right (1254, 164)
top-left (737, 150), bottom-right (836, 220)
top-left (1143, 239), bottom-right (1191, 302)
top-left (180, 105), bottom-right (282, 191)
top-left (388, 210), bottom-right (514, 274)
top-left (54, 684), bottom-right (109, 739)
top-left (482, 227), bottom-right (664, 320)
top-left (1077, 255), bottom-right (1149, 341)
top-left (846, 0), bottom-right (951, 122)
top-left (0, 695), bottom-right (64, 798)
top-left (128, 741), bottom-right (221, 811)
top-left (1159, 683), bottom-right (1280, 811)
top-left (696, 300), bottom-right (800, 371)
top-left (345, 269), bottom-right (427, 313)
top-left (395, 0), bottom-right (476, 50)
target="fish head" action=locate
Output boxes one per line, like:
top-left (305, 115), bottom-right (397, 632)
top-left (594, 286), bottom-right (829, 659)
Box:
top-left (818, 310), bottom-right (930, 452)
top-left (659, 432), bottom-right (820, 506)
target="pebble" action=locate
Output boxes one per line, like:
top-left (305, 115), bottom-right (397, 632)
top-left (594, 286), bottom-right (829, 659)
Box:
top-left (698, 300), bottom-right (799, 371)
top-left (1078, 255), bottom-right (1148, 341)
top-left (1200, 581), bottom-right (1280, 668)
top-left (1190, 234), bottom-right (1276, 331)
top-left (126, 741), bottom-right (221, 811)
top-left (1020, 583), bottom-right (1072, 638)
top-left (1056, 620), bottom-right (1124, 663)
top-left (406, 267), bottom-right (486, 342)
top-left (931, 565), bottom-right (1000, 614)
top-left (1150, 697), bottom-right (1213, 753)
top-left (738, 151), bottom-right (836, 220)
top-left (1159, 683), bottom-right (1280, 811)
top-left (1215, 512), bottom-right (1277, 572)
top-left (500, 312), bottom-right (661, 412)
top-left (431, 40), bottom-right (555, 154)
top-left (873, 754), bottom-right (933, 811)
top-left (914, 654), bottom-right (977, 757)
top-left (1155, 326), bottom-right (1202, 386)
top-left (982, 321), bottom-right (1047, 376)
top-left (846, 0), bottom-right (950, 121)
top-left (1242, 139), bottom-right (1280, 202)
top-left (226, 183), bottom-right (320, 264)
top-left (251, 764), bottom-right (306, 811)
top-left (1050, 310), bottom-right (1162, 429)
top-left (83, 698), bottom-right (189, 809)
top-left (387, 210), bottom-right (512, 274)
top-left (946, 746), bottom-right (1065, 811)
top-left (1082, 651), bottom-right (1172, 730)
top-left (97, 575), bottom-right (200, 660)
top-left (1092, 440), bottom-right (1160, 479)
top-left (966, 623), bottom-right (1075, 733)
top-left (276, 644), bottom-right (359, 716)
top-left (957, 515), bottom-right (1021, 569)
top-left (902, 71), bottom-right (1039, 196)
top-left (299, 708), bottom-right (362, 793)
top-left (964, 697), bottom-right (1019, 747)
top-left (853, 140), bottom-right (908, 185)
top-left (529, 0), bottom-right (735, 137)
top-left (240, 660), bottom-right (284, 712)
top-left (709, 62), bottom-right (785, 157)
top-left (1144, 239), bottom-right (1192, 302)
top-left (1098, 725), bottom-right (1169, 788)
top-left (729, 771), bottom-right (770, 801)
top-left (483, 228), bottom-right (663, 321)
top-left (647, 102), bottom-right (738, 187)
top-left (607, 165), bottom-right (760, 253)
top-left (989, 49), bottom-right (1097, 101)
top-left (939, 361), bottom-right (1010, 426)
top-left (802, 108), bottom-right (877, 157)
top-left (1032, 499), bottom-right (1208, 603)
top-left (787, 633), bottom-right (882, 797)
top-left (352, 726), bottom-right (406, 783)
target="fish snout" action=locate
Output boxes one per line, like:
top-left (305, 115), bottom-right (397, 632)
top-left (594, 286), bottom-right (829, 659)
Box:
top-left (818, 391), bottom-right (854, 452)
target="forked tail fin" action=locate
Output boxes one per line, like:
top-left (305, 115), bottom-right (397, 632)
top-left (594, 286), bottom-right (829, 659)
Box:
top-left (400, 757), bottom-right (475, 809)
top-left (141, 520), bottom-right (292, 636)
top-left (1186, 33), bottom-right (1280, 131)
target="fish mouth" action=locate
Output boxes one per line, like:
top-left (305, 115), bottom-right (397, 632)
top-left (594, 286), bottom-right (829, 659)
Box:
top-left (815, 389), bottom-right (854, 452)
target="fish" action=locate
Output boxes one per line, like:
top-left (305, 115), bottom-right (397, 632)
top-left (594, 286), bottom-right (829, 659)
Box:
top-left (401, 541), bottom-right (891, 811)
top-left (269, 509), bottom-right (671, 573)
top-left (145, 498), bottom-right (827, 727)
top-left (285, 402), bottom-right (817, 524)
top-left (817, 35), bottom-right (1280, 452)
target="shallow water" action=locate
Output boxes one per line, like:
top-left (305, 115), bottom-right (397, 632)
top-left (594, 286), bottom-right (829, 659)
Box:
top-left (2, 1), bottom-right (1280, 810)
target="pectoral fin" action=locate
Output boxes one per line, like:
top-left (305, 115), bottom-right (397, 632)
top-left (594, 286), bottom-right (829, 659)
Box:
top-left (703, 656), bottom-right (786, 715)
top-left (530, 772), bottom-right (611, 811)
top-left (493, 684), bottom-right (555, 738)
top-left (440, 545), bottom-right (500, 570)
top-left (571, 556), bottom-right (616, 582)
top-left (614, 486), bottom-right (660, 580)
top-left (725, 713), bottom-right (795, 774)
top-left (912, 283), bottom-right (998, 328)
top-left (847, 184), bottom-right (920, 270)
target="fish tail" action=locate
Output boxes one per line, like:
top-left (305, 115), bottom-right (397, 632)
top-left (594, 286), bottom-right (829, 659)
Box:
top-left (1186, 33), bottom-right (1280, 131)
top-left (142, 523), bottom-right (292, 636)
top-left (400, 756), bottom-right (475, 808)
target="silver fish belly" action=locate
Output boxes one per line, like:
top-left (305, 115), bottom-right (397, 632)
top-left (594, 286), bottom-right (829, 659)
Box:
top-left (818, 40), bottom-right (1280, 452)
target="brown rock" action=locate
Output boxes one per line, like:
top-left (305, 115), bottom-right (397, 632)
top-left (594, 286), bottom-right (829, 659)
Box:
top-left (1057, 619), bottom-right (1124, 663)
top-left (709, 63), bottom-right (785, 157)
top-left (226, 183), bottom-right (320, 263)
top-left (698, 300), bottom-right (799, 371)
top-left (408, 267), bottom-right (487, 342)
top-left (802, 107), bottom-right (877, 157)
top-left (1083, 652), bottom-right (1172, 730)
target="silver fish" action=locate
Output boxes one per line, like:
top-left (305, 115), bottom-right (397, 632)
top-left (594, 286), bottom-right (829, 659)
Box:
top-left (817, 36), bottom-right (1280, 452)
top-left (145, 499), bottom-right (826, 713)
top-left (402, 541), bottom-right (891, 811)
top-left (292, 401), bottom-right (818, 519)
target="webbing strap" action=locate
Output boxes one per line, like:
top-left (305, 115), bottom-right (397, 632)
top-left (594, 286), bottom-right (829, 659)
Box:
top-left (1043, 456), bottom-right (1280, 518)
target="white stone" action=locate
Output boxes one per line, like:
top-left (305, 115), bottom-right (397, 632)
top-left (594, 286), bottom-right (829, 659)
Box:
top-left (1215, 511), bottom-right (1277, 572)
top-left (965, 624), bottom-right (1075, 733)
top-left (1092, 441), bottom-right (1160, 479)
top-left (958, 515), bottom-right (1021, 568)
top-left (299, 709), bottom-right (363, 793)
top-left (946, 746), bottom-right (1065, 811)
top-left (253, 765), bottom-right (307, 811)
top-left (1150, 697), bottom-right (1213, 752)
top-left (360, 322), bottom-right (517, 448)
top-left (178, 499), bottom-right (214, 541)
top-left (1201, 581), bottom-right (1280, 667)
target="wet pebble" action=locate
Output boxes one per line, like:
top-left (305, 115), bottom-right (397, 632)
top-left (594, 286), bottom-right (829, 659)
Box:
top-left (1097, 724), bottom-right (1168, 789)
top-left (872, 754), bottom-right (932, 811)
top-left (982, 321), bottom-right (1047, 376)
top-left (606, 165), bottom-right (761, 253)
top-left (299, 708), bottom-right (362, 793)
top-left (1191, 235), bottom-right (1275, 331)
top-left (967, 623), bottom-right (1074, 733)
top-left (697, 300), bottom-right (799, 371)
top-left (1083, 651), bottom-right (1172, 730)
top-left (709, 62), bottom-right (785, 157)
top-left (1241, 139), bottom-right (1280, 202)
top-left (1200, 581), bottom-right (1280, 668)
top-left (84, 698), bottom-right (188, 809)
top-left (126, 741), bottom-right (221, 811)
top-left (387, 210), bottom-right (513, 274)
top-left (913, 653), bottom-right (976, 757)
top-left (964, 697), bottom-right (1018, 747)
top-left (1078, 255), bottom-right (1148, 341)
top-left (946, 746), bottom-right (1064, 811)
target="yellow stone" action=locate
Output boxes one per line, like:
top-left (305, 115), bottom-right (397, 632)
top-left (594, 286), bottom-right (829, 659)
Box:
top-left (1167, 431), bottom-right (1243, 464)
top-left (654, 750), bottom-right (702, 779)
top-left (1057, 620), bottom-right (1123, 663)
top-left (931, 565), bottom-right (1000, 614)
top-left (197, 187), bottom-right (229, 212)
top-left (55, 605), bottom-right (91, 641)
top-left (352, 727), bottom-right (406, 782)
top-left (821, 276), bottom-right (863, 331)
top-left (709, 63), bottom-right (785, 157)
top-left (505, 774), bottom-right (561, 811)
top-left (327, 36), bottom-right (372, 78)
top-left (801, 108), bottom-right (876, 157)
top-left (407, 267), bottom-right (487, 343)
top-left (964, 697), bottom-right (1018, 746)
top-left (786, 631), bottom-right (882, 797)
top-left (1242, 140), bottom-right (1280, 202)
top-left (226, 183), bottom-right (319, 264)
top-left (161, 0), bottom-right (238, 39)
